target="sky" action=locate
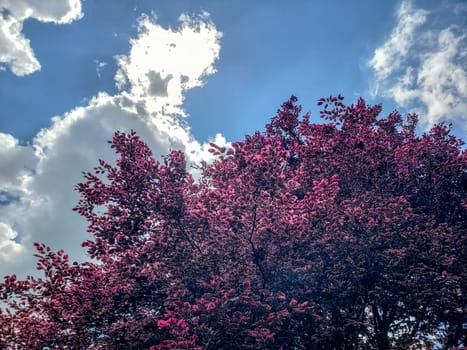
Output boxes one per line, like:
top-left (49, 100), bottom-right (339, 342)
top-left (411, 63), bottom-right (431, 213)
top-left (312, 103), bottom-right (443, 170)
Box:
top-left (0, 0), bottom-right (466, 279)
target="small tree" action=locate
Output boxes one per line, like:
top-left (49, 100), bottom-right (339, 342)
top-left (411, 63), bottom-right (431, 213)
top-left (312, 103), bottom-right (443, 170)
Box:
top-left (1, 96), bottom-right (465, 349)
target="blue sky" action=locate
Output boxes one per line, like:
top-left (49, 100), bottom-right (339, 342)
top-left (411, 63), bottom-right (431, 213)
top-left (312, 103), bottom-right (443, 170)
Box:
top-left (0, 0), bottom-right (466, 278)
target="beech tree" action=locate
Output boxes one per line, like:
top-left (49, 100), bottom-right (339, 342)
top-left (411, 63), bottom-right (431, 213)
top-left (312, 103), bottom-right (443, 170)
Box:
top-left (1, 96), bottom-right (465, 349)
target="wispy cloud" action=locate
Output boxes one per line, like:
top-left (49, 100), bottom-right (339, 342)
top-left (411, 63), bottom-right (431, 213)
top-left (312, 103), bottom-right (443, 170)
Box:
top-left (369, 1), bottom-right (428, 84)
top-left (94, 60), bottom-right (108, 79)
top-left (0, 0), bottom-right (83, 76)
top-left (0, 12), bottom-right (227, 278)
top-left (369, 0), bottom-right (467, 130)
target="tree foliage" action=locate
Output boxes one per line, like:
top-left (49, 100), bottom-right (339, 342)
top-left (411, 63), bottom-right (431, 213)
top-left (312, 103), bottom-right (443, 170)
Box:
top-left (1, 96), bottom-right (466, 349)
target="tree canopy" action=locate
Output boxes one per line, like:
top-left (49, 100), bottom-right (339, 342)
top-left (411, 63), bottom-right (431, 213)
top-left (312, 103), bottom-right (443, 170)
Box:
top-left (1, 96), bottom-right (466, 349)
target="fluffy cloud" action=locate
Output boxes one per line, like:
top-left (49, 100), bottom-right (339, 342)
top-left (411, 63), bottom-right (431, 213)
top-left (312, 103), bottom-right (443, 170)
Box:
top-left (0, 12), bottom-right (226, 278)
top-left (0, 223), bottom-right (22, 261)
top-left (0, 133), bottom-right (36, 195)
top-left (369, 1), bottom-right (428, 83)
top-left (0, 0), bottom-right (83, 75)
top-left (369, 0), bottom-right (467, 130)
top-left (115, 12), bottom-right (220, 117)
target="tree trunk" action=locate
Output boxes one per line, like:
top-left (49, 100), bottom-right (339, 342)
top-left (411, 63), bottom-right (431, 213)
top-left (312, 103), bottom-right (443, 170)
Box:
top-left (375, 329), bottom-right (390, 350)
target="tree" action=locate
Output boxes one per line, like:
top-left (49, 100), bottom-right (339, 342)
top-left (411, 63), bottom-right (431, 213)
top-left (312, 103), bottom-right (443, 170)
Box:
top-left (1, 96), bottom-right (465, 349)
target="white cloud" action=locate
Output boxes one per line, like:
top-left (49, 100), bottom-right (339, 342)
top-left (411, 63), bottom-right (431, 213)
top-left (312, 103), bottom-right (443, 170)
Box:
top-left (0, 13), bottom-right (227, 278)
top-left (0, 133), bottom-right (36, 195)
top-left (369, 1), bottom-right (428, 83)
top-left (94, 60), bottom-right (108, 79)
top-left (0, 0), bottom-right (83, 76)
top-left (0, 222), bottom-right (23, 262)
top-left (369, 0), bottom-right (467, 130)
top-left (114, 12), bottom-right (220, 116)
